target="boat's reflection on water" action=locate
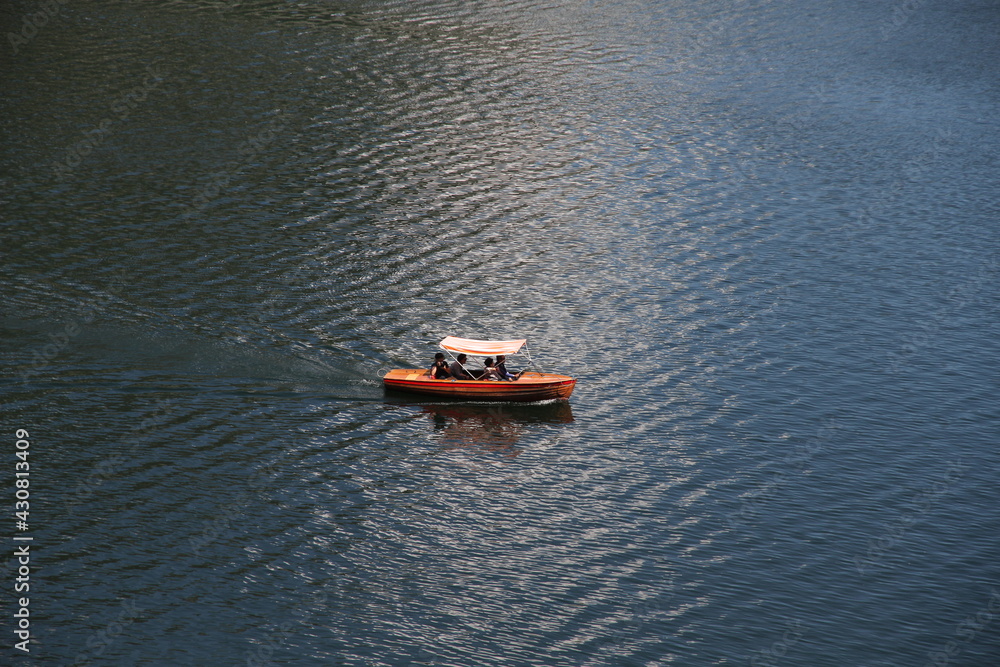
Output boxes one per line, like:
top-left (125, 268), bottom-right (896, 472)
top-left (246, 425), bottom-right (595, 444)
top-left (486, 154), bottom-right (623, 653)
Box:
top-left (389, 399), bottom-right (574, 456)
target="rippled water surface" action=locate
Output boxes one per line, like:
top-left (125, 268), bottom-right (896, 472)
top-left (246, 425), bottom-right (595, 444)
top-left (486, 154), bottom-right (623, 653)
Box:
top-left (3, 0), bottom-right (999, 665)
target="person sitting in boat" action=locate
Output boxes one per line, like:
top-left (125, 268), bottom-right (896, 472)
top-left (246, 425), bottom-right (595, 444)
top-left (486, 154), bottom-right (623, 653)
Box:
top-left (495, 355), bottom-right (520, 381)
top-left (480, 357), bottom-right (503, 381)
top-left (427, 352), bottom-right (452, 379)
top-left (450, 354), bottom-right (474, 380)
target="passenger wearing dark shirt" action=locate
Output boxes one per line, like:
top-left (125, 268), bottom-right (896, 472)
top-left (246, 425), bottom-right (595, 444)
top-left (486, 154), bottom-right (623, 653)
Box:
top-left (495, 355), bottom-right (520, 381)
top-left (428, 352), bottom-right (452, 379)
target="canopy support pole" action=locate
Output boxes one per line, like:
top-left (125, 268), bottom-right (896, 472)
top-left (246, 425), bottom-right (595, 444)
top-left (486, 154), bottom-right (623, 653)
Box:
top-left (522, 342), bottom-right (543, 373)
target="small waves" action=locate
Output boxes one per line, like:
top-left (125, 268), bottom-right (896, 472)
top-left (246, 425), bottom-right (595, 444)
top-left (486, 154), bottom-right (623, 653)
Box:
top-left (3, 0), bottom-right (999, 665)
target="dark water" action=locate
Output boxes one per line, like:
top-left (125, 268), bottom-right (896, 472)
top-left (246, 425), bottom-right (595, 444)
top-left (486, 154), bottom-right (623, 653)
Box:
top-left (2, 0), bottom-right (999, 665)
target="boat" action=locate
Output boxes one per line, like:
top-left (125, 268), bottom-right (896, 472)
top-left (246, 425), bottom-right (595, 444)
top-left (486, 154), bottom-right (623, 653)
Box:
top-left (381, 336), bottom-right (576, 402)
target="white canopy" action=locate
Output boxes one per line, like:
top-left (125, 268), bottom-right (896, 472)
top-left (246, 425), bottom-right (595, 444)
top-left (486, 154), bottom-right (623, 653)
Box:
top-left (439, 336), bottom-right (526, 356)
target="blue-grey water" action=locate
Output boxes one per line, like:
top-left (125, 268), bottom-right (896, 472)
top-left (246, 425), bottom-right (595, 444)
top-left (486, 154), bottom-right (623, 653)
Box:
top-left (2, 1), bottom-right (999, 665)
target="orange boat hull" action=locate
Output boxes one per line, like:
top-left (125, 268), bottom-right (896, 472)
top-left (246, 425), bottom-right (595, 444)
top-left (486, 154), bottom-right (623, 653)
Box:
top-left (383, 369), bottom-right (576, 402)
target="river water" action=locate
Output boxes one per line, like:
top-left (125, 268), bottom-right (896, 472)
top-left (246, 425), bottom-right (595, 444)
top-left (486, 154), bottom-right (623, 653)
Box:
top-left (2, 1), bottom-right (999, 665)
